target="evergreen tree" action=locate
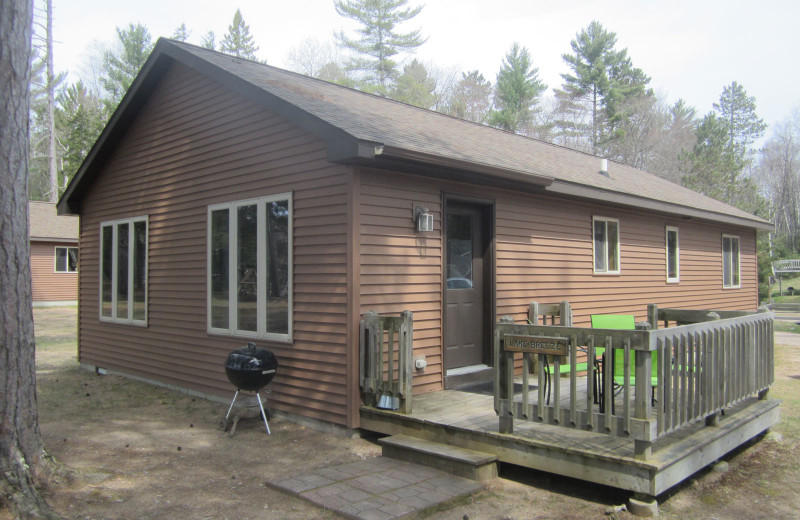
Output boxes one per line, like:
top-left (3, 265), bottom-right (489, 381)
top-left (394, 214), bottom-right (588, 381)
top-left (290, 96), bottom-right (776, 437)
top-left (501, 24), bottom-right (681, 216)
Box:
top-left (445, 70), bottom-right (493, 124)
top-left (488, 42), bottom-right (547, 133)
top-left (55, 82), bottom-right (105, 193)
top-left (200, 31), bottom-right (216, 50)
top-left (392, 59), bottom-right (437, 109)
top-left (681, 112), bottom-right (763, 213)
top-left (334, 0), bottom-right (427, 95)
top-left (101, 23), bottom-right (153, 114)
top-left (220, 9), bottom-right (259, 60)
top-left (713, 81), bottom-right (767, 167)
top-left (556, 21), bottom-right (650, 154)
top-left (172, 23), bottom-right (190, 42)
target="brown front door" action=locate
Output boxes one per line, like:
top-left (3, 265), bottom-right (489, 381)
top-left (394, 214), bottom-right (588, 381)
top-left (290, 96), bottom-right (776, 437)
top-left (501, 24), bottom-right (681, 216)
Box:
top-left (444, 204), bottom-right (484, 370)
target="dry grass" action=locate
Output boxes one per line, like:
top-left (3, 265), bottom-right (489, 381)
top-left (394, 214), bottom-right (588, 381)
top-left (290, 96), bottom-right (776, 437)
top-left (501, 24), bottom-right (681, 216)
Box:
top-left (2, 307), bottom-right (796, 520)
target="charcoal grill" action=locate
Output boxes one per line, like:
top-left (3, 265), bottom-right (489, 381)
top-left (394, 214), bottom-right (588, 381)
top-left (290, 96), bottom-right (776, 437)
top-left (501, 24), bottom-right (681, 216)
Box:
top-left (220, 342), bottom-right (278, 435)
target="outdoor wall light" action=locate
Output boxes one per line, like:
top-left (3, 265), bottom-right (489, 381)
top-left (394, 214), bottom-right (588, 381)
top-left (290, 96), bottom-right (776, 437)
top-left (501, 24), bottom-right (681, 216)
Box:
top-left (414, 205), bottom-right (434, 232)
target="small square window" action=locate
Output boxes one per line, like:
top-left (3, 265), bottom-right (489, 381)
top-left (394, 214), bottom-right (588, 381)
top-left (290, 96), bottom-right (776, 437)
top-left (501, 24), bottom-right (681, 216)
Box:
top-left (55, 247), bottom-right (78, 273)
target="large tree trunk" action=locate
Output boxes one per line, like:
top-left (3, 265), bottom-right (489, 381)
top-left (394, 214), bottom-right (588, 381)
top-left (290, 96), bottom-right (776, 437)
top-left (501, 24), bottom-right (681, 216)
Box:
top-left (0, 0), bottom-right (63, 518)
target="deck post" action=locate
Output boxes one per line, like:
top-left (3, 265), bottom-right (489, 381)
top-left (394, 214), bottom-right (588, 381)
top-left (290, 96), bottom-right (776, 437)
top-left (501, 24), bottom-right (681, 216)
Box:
top-left (399, 310), bottom-right (414, 414)
top-left (634, 439), bottom-right (652, 461)
top-left (498, 315), bottom-right (515, 434)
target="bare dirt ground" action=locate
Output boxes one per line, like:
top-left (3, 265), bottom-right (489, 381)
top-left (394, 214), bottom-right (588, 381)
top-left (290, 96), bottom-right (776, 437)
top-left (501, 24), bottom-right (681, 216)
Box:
top-left (1, 307), bottom-right (798, 520)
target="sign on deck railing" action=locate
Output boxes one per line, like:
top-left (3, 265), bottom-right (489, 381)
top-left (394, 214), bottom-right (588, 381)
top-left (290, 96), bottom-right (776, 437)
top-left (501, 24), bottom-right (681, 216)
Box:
top-left (494, 302), bottom-right (774, 461)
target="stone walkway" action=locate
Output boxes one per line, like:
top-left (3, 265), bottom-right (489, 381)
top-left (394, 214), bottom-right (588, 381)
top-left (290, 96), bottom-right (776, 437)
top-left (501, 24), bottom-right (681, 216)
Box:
top-left (265, 456), bottom-right (483, 520)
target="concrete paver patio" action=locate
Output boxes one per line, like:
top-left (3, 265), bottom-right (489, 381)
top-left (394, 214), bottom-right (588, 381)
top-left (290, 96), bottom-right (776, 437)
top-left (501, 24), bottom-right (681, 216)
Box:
top-left (265, 456), bottom-right (483, 520)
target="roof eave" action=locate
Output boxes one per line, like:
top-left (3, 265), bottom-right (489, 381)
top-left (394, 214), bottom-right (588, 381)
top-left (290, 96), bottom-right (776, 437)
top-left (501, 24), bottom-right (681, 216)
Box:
top-left (377, 146), bottom-right (554, 187)
top-left (546, 180), bottom-right (774, 231)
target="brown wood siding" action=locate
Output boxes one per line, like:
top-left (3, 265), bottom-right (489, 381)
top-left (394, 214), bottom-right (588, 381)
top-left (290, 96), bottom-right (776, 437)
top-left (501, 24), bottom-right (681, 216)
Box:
top-left (30, 241), bottom-right (78, 301)
top-left (495, 194), bottom-right (758, 325)
top-left (358, 169), bottom-right (444, 395)
top-left (77, 62), bottom-right (352, 426)
top-left (358, 170), bottom-right (759, 396)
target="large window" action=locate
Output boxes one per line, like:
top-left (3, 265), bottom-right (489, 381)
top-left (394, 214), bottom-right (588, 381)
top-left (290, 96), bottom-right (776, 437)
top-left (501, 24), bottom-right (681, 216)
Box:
top-left (208, 194), bottom-right (292, 341)
top-left (666, 226), bottom-right (679, 283)
top-left (722, 234), bottom-right (740, 288)
top-left (55, 246), bottom-right (78, 273)
top-left (593, 217), bottom-right (620, 274)
top-left (100, 216), bottom-right (148, 324)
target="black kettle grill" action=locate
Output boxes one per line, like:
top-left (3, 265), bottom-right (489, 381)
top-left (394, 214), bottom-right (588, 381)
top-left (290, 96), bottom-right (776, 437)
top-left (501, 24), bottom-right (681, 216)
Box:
top-left (222, 342), bottom-right (278, 434)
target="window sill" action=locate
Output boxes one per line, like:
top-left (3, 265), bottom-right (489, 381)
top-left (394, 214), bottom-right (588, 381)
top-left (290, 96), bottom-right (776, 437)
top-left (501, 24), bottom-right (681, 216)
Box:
top-left (207, 328), bottom-right (292, 345)
top-left (99, 317), bottom-right (148, 327)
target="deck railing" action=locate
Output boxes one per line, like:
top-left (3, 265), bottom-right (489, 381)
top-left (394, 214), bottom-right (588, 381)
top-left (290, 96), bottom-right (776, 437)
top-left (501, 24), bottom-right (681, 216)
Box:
top-left (360, 310), bottom-right (414, 413)
top-left (494, 303), bottom-right (774, 460)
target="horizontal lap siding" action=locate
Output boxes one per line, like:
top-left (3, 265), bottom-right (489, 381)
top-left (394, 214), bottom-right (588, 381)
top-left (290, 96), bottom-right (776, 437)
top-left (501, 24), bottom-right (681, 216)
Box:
top-left (496, 193), bottom-right (758, 326)
top-left (357, 170), bottom-right (758, 395)
top-left (359, 170), bottom-right (444, 395)
top-left (30, 241), bottom-right (78, 301)
top-left (78, 62), bottom-right (351, 425)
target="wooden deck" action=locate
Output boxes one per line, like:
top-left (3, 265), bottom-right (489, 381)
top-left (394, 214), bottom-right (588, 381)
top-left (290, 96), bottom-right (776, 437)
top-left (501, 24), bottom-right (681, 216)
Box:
top-left (360, 381), bottom-right (780, 496)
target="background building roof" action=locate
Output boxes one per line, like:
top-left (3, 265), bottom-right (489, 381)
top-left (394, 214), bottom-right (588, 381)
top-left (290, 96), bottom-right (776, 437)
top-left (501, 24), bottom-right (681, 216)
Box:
top-left (29, 201), bottom-right (79, 242)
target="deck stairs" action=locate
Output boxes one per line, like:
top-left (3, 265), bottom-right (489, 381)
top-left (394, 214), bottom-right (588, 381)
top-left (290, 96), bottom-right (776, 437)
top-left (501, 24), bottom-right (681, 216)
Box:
top-left (379, 434), bottom-right (498, 481)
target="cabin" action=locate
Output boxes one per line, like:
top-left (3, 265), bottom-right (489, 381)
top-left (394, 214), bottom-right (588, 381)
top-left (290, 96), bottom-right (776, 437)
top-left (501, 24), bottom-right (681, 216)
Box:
top-left (29, 201), bottom-right (79, 306)
top-left (57, 38), bottom-right (778, 506)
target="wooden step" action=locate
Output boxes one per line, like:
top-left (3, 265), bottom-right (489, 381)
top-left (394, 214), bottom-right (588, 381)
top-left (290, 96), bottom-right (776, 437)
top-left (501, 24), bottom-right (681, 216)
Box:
top-left (379, 434), bottom-right (498, 481)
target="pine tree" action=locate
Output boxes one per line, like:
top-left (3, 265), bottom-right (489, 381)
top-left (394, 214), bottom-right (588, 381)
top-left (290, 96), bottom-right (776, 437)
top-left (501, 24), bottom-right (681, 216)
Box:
top-left (200, 31), bottom-right (216, 50)
top-left (682, 113), bottom-right (738, 200)
top-left (713, 81), bottom-right (767, 167)
top-left (220, 9), bottom-right (259, 60)
top-left (101, 23), bottom-right (154, 114)
top-left (1, 0), bottom-right (63, 516)
top-left (55, 82), bottom-right (105, 193)
top-left (488, 43), bottom-right (547, 133)
top-left (172, 23), bottom-right (190, 42)
top-left (556, 21), bottom-right (650, 155)
top-left (334, 0), bottom-right (427, 95)
top-left (392, 59), bottom-right (436, 109)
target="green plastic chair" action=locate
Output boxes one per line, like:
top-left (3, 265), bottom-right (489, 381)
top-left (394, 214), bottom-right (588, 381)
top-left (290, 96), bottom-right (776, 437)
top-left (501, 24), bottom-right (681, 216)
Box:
top-left (591, 314), bottom-right (657, 406)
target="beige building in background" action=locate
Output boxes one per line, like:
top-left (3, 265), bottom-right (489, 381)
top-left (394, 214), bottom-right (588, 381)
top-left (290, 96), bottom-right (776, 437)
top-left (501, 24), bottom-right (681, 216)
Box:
top-left (29, 201), bottom-right (80, 305)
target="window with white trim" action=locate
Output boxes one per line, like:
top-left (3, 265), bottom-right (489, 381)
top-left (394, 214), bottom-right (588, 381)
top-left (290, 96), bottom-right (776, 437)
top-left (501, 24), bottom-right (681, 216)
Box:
top-left (666, 226), bottom-right (679, 283)
top-left (100, 216), bottom-right (148, 324)
top-left (593, 216), bottom-right (620, 274)
top-left (208, 194), bottom-right (292, 341)
top-left (722, 234), bottom-right (740, 288)
top-left (55, 246), bottom-right (78, 273)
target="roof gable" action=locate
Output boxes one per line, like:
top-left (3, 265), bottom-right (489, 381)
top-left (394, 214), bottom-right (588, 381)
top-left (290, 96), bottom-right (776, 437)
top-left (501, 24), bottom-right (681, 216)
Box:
top-left (58, 38), bottom-right (771, 231)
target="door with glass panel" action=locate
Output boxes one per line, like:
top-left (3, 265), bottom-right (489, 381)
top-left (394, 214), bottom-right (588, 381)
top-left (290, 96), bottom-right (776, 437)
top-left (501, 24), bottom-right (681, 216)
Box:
top-left (444, 204), bottom-right (484, 370)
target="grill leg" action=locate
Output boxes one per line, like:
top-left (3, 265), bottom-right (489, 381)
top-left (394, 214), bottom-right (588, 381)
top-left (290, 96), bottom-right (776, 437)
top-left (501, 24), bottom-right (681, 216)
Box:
top-left (256, 392), bottom-right (271, 435)
top-left (225, 390), bottom-right (240, 420)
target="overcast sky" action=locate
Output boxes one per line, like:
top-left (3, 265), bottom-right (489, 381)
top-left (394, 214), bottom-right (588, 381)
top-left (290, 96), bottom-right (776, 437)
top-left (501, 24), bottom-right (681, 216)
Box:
top-left (51, 0), bottom-right (798, 138)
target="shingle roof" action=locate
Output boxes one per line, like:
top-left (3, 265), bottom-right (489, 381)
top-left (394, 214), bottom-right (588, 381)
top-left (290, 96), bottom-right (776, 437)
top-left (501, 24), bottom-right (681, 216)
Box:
top-left (59, 38), bottom-right (772, 231)
top-left (29, 201), bottom-right (79, 241)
